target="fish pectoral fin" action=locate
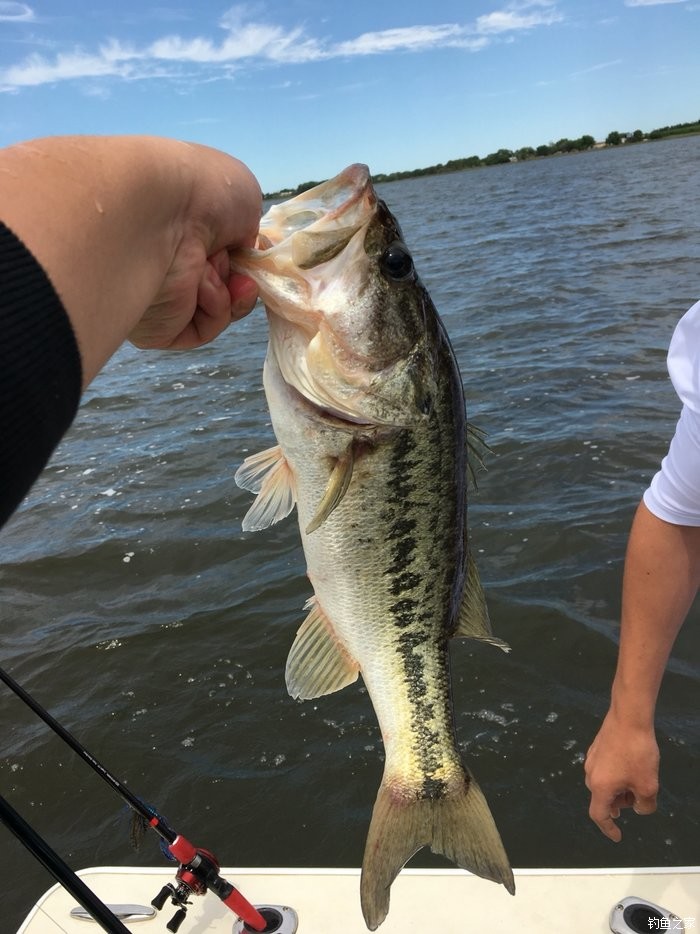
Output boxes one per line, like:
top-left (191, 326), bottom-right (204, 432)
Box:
top-left (305, 443), bottom-right (355, 534)
top-left (285, 595), bottom-right (360, 700)
top-left (235, 444), bottom-right (287, 493)
top-left (454, 552), bottom-right (511, 652)
top-left (361, 776), bottom-right (514, 931)
top-left (234, 445), bottom-right (297, 532)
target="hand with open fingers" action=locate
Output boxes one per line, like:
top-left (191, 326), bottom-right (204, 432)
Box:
top-left (584, 709), bottom-right (659, 842)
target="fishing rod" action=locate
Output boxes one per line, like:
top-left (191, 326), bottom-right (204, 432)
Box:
top-left (0, 792), bottom-right (130, 934)
top-left (0, 664), bottom-right (267, 933)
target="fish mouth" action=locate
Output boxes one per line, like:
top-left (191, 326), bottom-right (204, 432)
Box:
top-left (230, 164), bottom-right (377, 335)
top-left (255, 164), bottom-right (376, 255)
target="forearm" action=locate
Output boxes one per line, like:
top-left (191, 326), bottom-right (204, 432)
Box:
top-left (585, 499), bottom-right (700, 839)
top-left (0, 136), bottom-right (260, 385)
top-left (610, 499), bottom-right (700, 724)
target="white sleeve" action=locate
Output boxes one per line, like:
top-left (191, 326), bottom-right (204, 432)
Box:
top-left (667, 299), bottom-right (700, 413)
top-left (644, 405), bottom-right (700, 526)
top-left (643, 300), bottom-right (700, 526)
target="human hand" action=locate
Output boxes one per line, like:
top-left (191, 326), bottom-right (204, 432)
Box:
top-left (128, 247), bottom-right (259, 351)
top-left (0, 136), bottom-right (262, 385)
top-left (128, 145), bottom-right (261, 351)
top-left (584, 708), bottom-right (659, 842)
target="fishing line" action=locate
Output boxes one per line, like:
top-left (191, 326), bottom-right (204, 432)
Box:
top-left (0, 665), bottom-right (266, 933)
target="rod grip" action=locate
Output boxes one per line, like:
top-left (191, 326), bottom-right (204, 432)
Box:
top-left (222, 887), bottom-right (267, 931)
top-left (167, 835), bottom-right (197, 864)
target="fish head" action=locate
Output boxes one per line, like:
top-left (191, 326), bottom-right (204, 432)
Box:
top-left (231, 164), bottom-right (438, 427)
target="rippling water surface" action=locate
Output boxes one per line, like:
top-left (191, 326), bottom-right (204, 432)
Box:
top-left (2, 136), bottom-right (700, 929)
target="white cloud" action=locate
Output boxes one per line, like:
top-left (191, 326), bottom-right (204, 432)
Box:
top-left (0, 2), bottom-right (564, 91)
top-left (569, 59), bottom-right (623, 78)
top-left (624, 0), bottom-right (687, 6)
top-left (147, 23), bottom-right (320, 63)
top-left (476, 9), bottom-right (563, 33)
top-left (476, 0), bottom-right (563, 33)
top-left (2, 51), bottom-right (130, 87)
top-left (333, 25), bottom-right (464, 56)
top-left (0, 1), bottom-right (34, 21)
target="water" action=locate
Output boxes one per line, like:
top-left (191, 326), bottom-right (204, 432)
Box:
top-left (2, 136), bottom-right (700, 929)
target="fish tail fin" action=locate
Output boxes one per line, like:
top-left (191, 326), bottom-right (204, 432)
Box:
top-left (360, 775), bottom-right (514, 930)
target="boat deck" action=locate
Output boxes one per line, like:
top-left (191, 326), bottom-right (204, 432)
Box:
top-left (17, 865), bottom-right (699, 933)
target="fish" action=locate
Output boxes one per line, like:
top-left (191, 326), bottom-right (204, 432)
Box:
top-left (229, 165), bottom-right (514, 929)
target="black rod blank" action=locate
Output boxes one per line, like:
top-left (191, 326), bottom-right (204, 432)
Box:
top-left (0, 665), bottom-right (176, 844)
top-left (0, 792), bottom-right (130, 934)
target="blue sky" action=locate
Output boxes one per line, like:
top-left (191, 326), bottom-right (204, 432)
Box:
top-left (1, 0), bottom-right (698, 192)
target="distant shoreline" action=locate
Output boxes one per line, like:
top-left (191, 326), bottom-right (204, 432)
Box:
top-left (262, 119), bottom-right (700, 200)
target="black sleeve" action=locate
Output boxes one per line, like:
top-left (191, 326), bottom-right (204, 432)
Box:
top-left (0, 222), bottom-right (82, 529)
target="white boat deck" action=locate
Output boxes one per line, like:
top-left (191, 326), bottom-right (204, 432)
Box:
top-left (18, 865), bottom-right (700, 933)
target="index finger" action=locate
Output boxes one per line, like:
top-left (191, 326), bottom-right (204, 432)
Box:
top-left (589, 794), bottom-right (623, 842)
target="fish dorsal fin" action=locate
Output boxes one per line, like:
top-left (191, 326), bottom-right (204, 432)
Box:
top-left (455, 552), bottom-right (511, 652)
top-left (305, 442), bottom-right (355, 534)
top-left (286, 596), bottom-right (360, 700)
top-left (234, 445), bottom-right (296, 532)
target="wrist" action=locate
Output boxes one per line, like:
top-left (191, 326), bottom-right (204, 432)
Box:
top-left (608, 679), bottom-right (657, 731)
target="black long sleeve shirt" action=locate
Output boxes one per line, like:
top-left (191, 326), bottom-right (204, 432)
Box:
top-left (0, 222), bottom-right (82, 528)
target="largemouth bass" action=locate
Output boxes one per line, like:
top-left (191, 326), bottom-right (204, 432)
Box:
top-left (230, 165), bottom-right (514, 929)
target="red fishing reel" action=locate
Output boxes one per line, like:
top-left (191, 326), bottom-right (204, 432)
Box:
top-left (151, 836), bottom-right (266, 933)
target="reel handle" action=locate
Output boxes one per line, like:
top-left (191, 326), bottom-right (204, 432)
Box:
top-left (151, 884), bottom-right (174, 911)
top-left (166, 907), bottom-right (188, 933)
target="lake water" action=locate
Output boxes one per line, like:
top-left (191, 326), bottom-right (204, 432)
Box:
top-left (2, 135), bottom-right (700, 930)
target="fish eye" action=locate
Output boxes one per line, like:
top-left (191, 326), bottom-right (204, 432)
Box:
top-left (380, 242), bottom-right (414, 281)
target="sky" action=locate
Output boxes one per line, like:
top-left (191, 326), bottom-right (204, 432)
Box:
top-left (0, 0), bottom-right (698, 193)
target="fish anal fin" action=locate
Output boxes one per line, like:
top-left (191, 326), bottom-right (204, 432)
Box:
top-left (305, 442), bottom-right (355, 534)
top-left (360, 775), bottom-right (514, 930)
top-left (234, 445), bottom-right (296, 532)
top-left (454, 552), bottom-right (510, 652)
top-left (286, 596), bottom-right (360, 700)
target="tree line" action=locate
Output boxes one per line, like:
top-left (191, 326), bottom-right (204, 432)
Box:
top-left (264, 118), bottom-right (700, 199)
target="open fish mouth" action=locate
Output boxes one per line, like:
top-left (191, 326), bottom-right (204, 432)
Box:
top-left (255, 164), bottom-right (376, 260)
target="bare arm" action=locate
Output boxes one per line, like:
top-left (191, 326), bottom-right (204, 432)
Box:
top-left (585, 499), bottom-right (700, 840)
top-left (0, 136), bottom-right (261, 387)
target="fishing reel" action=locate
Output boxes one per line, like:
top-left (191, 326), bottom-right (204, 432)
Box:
top-left (151, 879), bottom-right (193, 932)
top-left (151, 844), bottom-right (267, 933)
top-left (151, 846), bottom-right (218, 932)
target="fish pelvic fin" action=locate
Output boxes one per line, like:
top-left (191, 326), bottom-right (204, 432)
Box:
top-left (454, 552), bottom-right (511, 652)
top-left (286, 596), bottom-right (360, 700)
top-left (305, 442), bottom-right (355, 534)
top-left (234, 445), bottom-right (297, 532)
top-left (360, 775), bottom-right (515, 930)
